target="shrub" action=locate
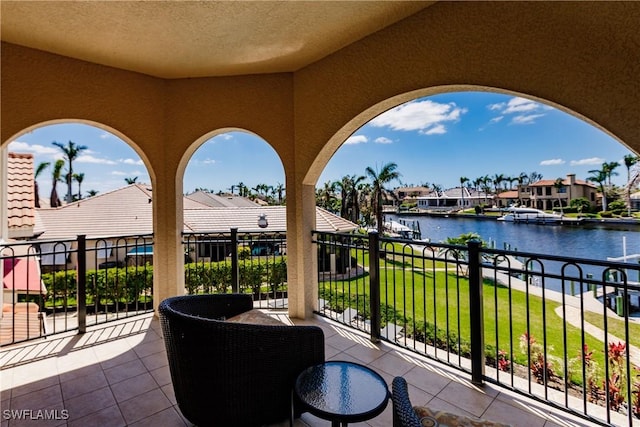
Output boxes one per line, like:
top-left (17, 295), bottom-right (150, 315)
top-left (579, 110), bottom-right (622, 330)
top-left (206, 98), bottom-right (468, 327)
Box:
top-left (519, 332), bottom-right (560, 383)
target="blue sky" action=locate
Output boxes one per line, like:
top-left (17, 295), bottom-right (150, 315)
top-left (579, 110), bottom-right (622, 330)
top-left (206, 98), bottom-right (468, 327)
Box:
top-left (8, 91), bottom-right (634, 199)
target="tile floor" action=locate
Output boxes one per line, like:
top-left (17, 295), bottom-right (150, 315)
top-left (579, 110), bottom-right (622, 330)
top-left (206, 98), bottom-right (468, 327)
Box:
top-left (0, 311), bottom-right (603, 427)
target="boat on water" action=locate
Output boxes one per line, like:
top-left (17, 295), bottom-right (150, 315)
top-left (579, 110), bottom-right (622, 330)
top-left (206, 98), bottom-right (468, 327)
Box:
top-left (383, 220), bottom-right (417, 239)
top-left (497, 207), bottom-right (572, 224)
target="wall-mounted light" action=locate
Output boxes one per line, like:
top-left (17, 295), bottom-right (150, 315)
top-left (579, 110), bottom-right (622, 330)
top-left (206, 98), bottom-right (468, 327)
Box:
top-left (257, 213), bottom-right (268, 228)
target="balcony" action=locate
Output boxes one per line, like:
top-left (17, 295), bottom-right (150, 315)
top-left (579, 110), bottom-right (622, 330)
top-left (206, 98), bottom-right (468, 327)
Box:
top-left (1, 310), bottom-right (597, 427)
top-left (1, 231), bottom-right (636, 426)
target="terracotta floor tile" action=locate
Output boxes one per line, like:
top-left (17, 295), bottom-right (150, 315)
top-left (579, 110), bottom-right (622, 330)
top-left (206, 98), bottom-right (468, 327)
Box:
top-left (67, 404), bottom-right (125, 427)
top-left (60, 370), bottom-right (108, 400)
top-left (64, 386), bottom-right (116, 420)
top-left (118, 388), bottom-right (172, 425)
top-left (104, 358), bottom-right (147, 385)
top-left (110, 372), bottom-right (158, 403)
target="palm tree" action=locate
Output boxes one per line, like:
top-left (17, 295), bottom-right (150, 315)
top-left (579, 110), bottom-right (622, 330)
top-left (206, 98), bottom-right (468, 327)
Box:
top-left (516, 172), bottom-right (529, 206)
top-left (87, 189), bottom-right (99, 197)
top-left (528, 171), bottom-right (543, 184)
top-left (335, 175), bottom-right (354, 220)
top-left (602, 161), bottom-right (620, 186)
top-left (459, 176), bottom-right (469, 210)
top-left (74, 173), bottom-right (85, 200)
top-left (236, 182), bottom-right (248, 197)
top-left (50, 159), bottom-right (65, 208)
top-left (365, 162), bottom-right (401, 234)
top-left (431, 183), bottom-right (442, 207)
top-left (587, 168), bottom-right (608, 211)
top-left (52, 140), bottom-right (87, 203)
top-left (492, 173), bottom-right (505, 195)
top-left (34, 161), bottom-right (50, 208)
top-left (273, 182), bottom-right (285, 205)
top-left (316, 181), bottom-right (337, 211)
top-left (553, 177), bottom-right (565, 213)
top-left (624, 154), bottom-right (638, 214)
top-left (479, 175), bottom-right (492, 205)
top-left (125, 176), bottom-right (138, 185)
top-left (347, 175), bottom-right (365, 224)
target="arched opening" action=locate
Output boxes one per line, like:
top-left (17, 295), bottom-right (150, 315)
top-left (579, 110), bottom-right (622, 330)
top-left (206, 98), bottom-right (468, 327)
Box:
top-left (1, 121), bottom-right (155, 340)
top-left (307, 89), bottom-right (640, 424)
top-left (314, 89), bottom-right (637, 243)
top-left (179, 129), bottom-right (289, 304)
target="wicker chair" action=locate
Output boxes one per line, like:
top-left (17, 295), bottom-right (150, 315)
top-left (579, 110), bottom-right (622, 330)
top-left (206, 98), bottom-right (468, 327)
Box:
top-left (159, 294), bottom-right (325, 427)
top-left (391, 377), bottom-right (423, 427)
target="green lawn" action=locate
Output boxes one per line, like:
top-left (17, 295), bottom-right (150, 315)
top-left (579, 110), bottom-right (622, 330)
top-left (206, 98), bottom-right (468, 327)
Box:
top-left (583, 310), bottom-right (640, 349)
top-left (321, 266), bottom-right (607, 385)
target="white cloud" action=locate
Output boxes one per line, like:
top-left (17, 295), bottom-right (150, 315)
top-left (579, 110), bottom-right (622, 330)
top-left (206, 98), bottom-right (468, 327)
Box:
top-left (99, 133), bottom-right (111, 139)
top-left (374, 137), bottom-right (393, 144)
top-left (76, 154), bottom-right (117, 165)
top-left (8, 141), bottom-right (59, 156)
top-left (511, 114), bottom-right (545, 125)
top-left (540, 158), bottom-right (566, 166)
top-left (485, 97), bottom-right (548, 126)
top-left (570, 157), bottom-right (605, 166)
top-left (503, 97), bottom-right (540, 114)
top-left (211, 134), bottom-right (234, 143)
top-left (344, 135), bottom-right (368, 145)
top-left (369, 100), bottom-right (467, 134)
top-left (202, 158), bottom-right (217, 164)
top-left (111, 171), bottom-right (127, 176)
top-left (120, 158), bottom-right (144, 165)
top-left (422, 124), bottom-right (446, 135)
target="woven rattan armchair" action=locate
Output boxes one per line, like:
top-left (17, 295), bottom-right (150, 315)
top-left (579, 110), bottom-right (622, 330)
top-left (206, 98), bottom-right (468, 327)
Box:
top-left (392, 377), bottom-right (423, 427)
top-left (159, 294), bottom-right (325, 427)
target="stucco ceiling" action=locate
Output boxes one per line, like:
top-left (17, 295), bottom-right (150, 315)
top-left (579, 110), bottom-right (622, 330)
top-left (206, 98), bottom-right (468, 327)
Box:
top-left (0, 1), bottom-right (432, 79)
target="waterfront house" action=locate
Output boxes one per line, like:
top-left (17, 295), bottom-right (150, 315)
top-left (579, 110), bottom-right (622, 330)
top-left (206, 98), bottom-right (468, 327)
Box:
top-left (417, 186), bottom-right (492, 211)
top-left (527, 173), bottom-right (597, 211)
top-left (394, 186), bottom-right (432, 204)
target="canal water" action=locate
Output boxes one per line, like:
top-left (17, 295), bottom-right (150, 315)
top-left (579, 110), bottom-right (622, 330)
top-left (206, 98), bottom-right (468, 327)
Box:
top-left (387, 214), bottom-right (640, 295)
top-left (387, 214), bottom-right (640, 262)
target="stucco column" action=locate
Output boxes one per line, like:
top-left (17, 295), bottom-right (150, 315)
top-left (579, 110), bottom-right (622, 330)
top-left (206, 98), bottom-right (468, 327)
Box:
top-left (152, 173), bottom-right (185, 311)
top-left (286, 181), bottom-right (318, 319)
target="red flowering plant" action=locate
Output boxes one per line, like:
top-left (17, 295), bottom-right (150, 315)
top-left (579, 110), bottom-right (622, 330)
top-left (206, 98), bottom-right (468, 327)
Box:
top-left (519, 332), bottom-right (559, 384)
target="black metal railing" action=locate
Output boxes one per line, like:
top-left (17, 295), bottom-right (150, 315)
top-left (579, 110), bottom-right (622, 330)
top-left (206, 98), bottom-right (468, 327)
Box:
top-left (0, 234), bottom-right (154, 345)
top-left (182, 228), bottom-right (288, 308)
top-left (313, 230), bottom-right (640, 426)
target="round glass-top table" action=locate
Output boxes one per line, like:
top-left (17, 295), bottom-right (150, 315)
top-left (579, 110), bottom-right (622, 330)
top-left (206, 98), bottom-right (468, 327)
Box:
top-left (294, 360), bottom-right (390, 427)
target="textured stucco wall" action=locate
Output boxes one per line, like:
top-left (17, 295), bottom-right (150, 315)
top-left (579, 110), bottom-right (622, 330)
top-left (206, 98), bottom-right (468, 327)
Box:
top-left (294, 1), bottom-right (640, 187)
top-left (2, 1), bottom-right (639, 317)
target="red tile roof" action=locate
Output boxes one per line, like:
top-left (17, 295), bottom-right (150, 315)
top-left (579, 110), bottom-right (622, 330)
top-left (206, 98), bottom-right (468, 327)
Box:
top-left (34, 184), bottom-right (358, 239)
top-left (7, 152), bottom-right (35, 231)
top-left (529, 179), bottom-right (595, 187)
top-left (496, 190), bottom-right (519, 199)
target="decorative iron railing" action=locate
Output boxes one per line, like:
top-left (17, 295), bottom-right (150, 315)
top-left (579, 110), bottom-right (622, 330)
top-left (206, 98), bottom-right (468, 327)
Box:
top-left (0, 234), bottom-right (154, 345)
top-left (182, 228), bottom-right (288, 308)
top-left (313, 230), bottom-right (640, 426)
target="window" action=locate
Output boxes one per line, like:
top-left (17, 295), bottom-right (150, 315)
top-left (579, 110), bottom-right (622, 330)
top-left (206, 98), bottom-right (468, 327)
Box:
top-left (545, 187), bottom-right (552, 196)
top-left (557, 187), bottom-right (567, 194)
top-left (39, 242), bottom-right (69, 265)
